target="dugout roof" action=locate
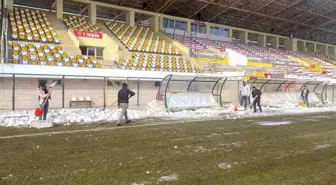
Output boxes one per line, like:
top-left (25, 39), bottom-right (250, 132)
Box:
top-left (248, 78), bottom-right (331, 104)
top-left (158, 74), bottom-right (239, 107)
top-left (14, 0), bottom-right (336, 45)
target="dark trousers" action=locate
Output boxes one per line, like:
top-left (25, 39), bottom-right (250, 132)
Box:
top-left (240, 96), bottom-right (249, 108)
top-left (39, 102), bottom-right (49, 120)
top-left (253, 98), bottom-right (262, 112)
top-left (301, 96), bottom-right (309, 107)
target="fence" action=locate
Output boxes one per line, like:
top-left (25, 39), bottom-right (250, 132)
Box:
top-left (1, 73), bottom-right (336, 111)
top-left (0, 74), bottom-right (163, 110)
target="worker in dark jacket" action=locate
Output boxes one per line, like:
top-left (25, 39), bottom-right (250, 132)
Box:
top-left (117, 83), bottom-right (135, 125)
top-left (301, 85), bottom-right (309, 107)
top-left (251, 86), bottom-right (262, 113)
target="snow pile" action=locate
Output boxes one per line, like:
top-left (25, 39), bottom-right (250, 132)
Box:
top-left (217, 162), bottom-right (237, 170)
top-left (144, 100), bottom-right (167, 116)
top-left (315, 144), bottom-right (331, 150)
top-left (256, 121), bottom-right (292, 126)
top-left (159, 174), bottom-right (178, 182)
top-left (0, 99), bottom-right (336, 129)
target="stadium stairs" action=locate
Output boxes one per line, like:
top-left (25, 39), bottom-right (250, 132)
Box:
top-left (96, 21), bottom-right (132, 61)
top-left (46, 12), bottom-right (81, 55)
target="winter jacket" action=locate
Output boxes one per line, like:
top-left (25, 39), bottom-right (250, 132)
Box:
top-left (118, 87), bottom-right (135, 106)
top-left (37, 81), bottom-right (57, 105)
top-left (301, 88), bottom-right (309, 98)
top-left (252, 89), bottom-right (262, 99)
top-left (240, 85), bottom-right (250, 96)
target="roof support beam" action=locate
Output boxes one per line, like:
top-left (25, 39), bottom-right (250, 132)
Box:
top-left (189, 0), bottom-right (214, 18)
top-left (255, 0), bottom-right (302, 25)
top-left (289, 0), bottom-right (334, 21)
top-left (207, 0), bottom-right (242, 22)
top-left (50, 0), bottom-right (56, 11)
top-left (303, 7), bottom-right (336, 33)
top-left (234, 0), bottom-right (276, 25)
top-left (79, 5), bottom-right (89, 15)
top-left (197, 0), bottom-right (336, 35)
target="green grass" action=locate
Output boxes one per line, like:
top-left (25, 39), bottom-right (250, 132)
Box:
top-left (1, 113), bottom-right (336, 185)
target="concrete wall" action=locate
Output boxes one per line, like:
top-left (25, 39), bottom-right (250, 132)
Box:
top-left (0, 77), bottom-right (247, 110)
top-left (0, 77), bottom-right (161, 110)
top-left (0, 78), bottom-right (13, 110)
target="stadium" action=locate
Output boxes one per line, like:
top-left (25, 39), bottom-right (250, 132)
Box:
top-left (1, 0), bottom-right (336, 184)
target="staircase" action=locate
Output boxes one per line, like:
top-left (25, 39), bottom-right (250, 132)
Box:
top-left (97, 21), bottom-right (132, 59)
top-left (46, 13), bottom-right (81, 55)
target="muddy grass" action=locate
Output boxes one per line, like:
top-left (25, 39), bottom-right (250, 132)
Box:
top-left (1, 112), bottom-right (336, 185)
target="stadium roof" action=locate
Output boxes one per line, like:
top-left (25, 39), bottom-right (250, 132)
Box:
top-left (14, 0), bottom-right (336, 45)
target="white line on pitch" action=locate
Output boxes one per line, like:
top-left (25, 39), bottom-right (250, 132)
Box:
top-left (0, 120), bottom-right (188, 139)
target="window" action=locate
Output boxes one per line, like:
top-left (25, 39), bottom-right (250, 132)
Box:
top-left (192, 23), bottom-right (206, 33)
top-left (38, 79), bottom-right (62, 87)
top-left (38, 79), bottom-right (47, 87)
top-left (168, 20), bottom-right (174, 28)
top-left (107, 80), bottom-right (121, 86)
top-left (210, 26), bottom-right (229, 37)
top-left (175, 21), bottom-right (181, 30)
top-left (181, 22), bottom-right (187, 30)
top-left (154, 81), bottom-right (161, 87)
top-left (163, 18), bottom-right (168, 27)
top-left (191, 23), bottom-right (197, 32)
top-left (96, 48), bottom-right (104, 59)
top-left (80, 46), bottom-right (104, 59)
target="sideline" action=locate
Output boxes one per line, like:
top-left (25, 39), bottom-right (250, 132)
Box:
top-left (1, 109), bottom-right (335, 139)
top-left (0, 120), bottom-right (188, 139)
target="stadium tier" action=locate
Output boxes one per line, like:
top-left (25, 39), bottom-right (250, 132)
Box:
top-left (9, 7), bottom-right (60, 43)
top-left (63, 16), bottom-right (100, 32)
top-left (116, 53), bottom-right (200, 73)
top-left (11, 41), bottom-right (100, 67)
top-left (5, 6), bottom-right (336, 76)
top-left (166, 33), bottom-right (336, 77)
top-left (105, 21), bottom-right (180, 55)
top-left (167, 34), bottom-right (217, 58)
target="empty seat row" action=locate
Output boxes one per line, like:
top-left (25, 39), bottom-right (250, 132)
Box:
top-left (116, 53), bottom-right (201, 73)
top-left (10, 41), bottom-right (100, 68)
top-left (64, 16), bottom-right (100, 32)
top-left (105, 21), bottom-right (181, 55)
top-left (9, 7), bottom-right (60, 43)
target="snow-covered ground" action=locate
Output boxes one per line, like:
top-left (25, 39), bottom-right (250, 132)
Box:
top-left (0, 100), bottom-right (336, 128)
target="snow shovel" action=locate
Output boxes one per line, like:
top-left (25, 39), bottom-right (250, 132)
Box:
top-left (249, 96), bottom-right (257, 109)
top-left (100, 97), bottom-right (132, 124)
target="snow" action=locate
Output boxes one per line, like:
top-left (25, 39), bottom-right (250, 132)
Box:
top-left (217, 162), bottom-right (237, 170)
top-left (0, 100), bottom-right (336, 128)
top-left (159, 174), bottom-right (178, 181)
top-left (315, 144), bottom-right (331, 150)
top-left (257, 121), bottom-right (292, 126)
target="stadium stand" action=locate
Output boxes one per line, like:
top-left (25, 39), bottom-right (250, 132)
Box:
top-left (10, 41), bottom-right (99, 67)
top-left (165, 32), bottom-right (336, 77)
top-left (105, 21), bottom-right (180, 55)
top-left (63, 16), bottom-right (100, 32)
top-left (115, 53), bottom-right (200, 73)
top-left (167, 34), bottom-right (219, 59)
top-left (7, 8), bottom-right (100, 68)
top-left (4, 4), bottom-right (336, 76)
top-left (9, 7), bottom-right (60, 43)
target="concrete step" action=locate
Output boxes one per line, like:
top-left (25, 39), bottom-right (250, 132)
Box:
top-left (46, 13), bottom-right (81, 55)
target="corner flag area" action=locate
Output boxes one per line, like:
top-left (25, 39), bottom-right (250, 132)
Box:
top-left (1, 113), bottom-right (336, 185)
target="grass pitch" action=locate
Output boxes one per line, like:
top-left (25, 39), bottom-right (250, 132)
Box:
top-left (1, 113), bottom-right (336, 185)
